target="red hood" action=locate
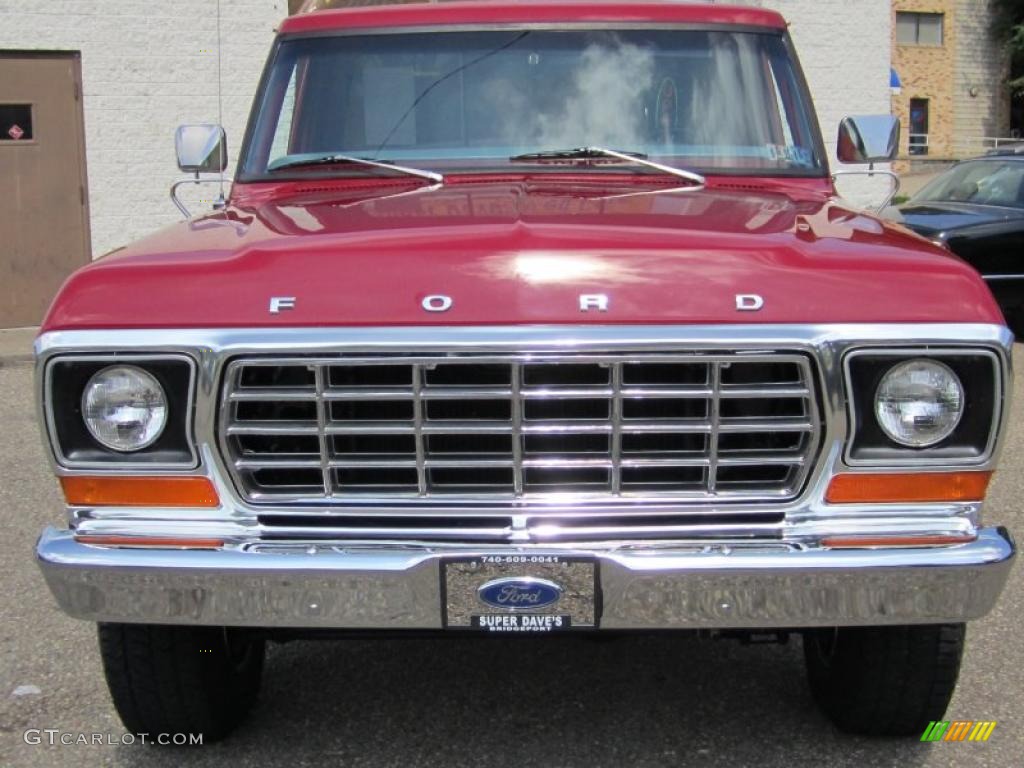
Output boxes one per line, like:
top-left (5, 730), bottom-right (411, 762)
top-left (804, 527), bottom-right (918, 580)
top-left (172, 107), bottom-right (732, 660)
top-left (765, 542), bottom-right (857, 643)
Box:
top-left (42, 176), bottom-right (1004, 331)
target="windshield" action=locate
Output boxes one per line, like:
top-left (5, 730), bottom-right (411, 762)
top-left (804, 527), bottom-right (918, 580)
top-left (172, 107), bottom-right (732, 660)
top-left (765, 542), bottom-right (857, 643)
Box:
top-left (911, 160), bottom-right (1024, 209)
top-left (240, 29), bottom-right (825, 179)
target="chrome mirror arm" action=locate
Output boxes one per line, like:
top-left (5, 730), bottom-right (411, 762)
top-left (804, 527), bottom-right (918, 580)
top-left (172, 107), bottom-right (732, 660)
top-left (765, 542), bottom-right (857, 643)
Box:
top-left (832, 162), bottom-right (902, 212)
top-left (170, 174), bottom-right (232, 219)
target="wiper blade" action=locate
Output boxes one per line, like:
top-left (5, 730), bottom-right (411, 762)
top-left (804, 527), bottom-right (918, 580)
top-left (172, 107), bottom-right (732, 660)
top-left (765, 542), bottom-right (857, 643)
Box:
top-left (268, 153), bottom-right (444, 184)
top-left (511, 147), bottom-right (649, 161)
top-left (510, 146), bottom-right (705, 186)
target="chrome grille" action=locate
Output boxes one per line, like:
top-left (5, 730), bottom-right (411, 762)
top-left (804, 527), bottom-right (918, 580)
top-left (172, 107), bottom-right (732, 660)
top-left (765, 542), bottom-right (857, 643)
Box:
top-left (220, 352), bottom-right (822, 505)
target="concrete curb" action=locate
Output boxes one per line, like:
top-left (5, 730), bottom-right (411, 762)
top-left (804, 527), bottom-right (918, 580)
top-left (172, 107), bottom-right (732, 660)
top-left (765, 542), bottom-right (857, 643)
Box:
top-left (0, 328), bottom-right (38, 365)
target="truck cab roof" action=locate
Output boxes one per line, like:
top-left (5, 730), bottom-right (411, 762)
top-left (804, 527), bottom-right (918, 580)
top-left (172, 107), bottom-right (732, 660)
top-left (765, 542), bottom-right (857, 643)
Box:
top-left (280, 1), bottom-right (789, 35)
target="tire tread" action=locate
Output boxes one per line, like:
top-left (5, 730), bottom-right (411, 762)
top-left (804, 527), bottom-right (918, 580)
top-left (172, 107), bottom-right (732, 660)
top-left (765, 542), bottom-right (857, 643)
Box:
top-left (97, 623), bottom-right (264, 743)
top-left (804, 623), bottom-right (965, 737)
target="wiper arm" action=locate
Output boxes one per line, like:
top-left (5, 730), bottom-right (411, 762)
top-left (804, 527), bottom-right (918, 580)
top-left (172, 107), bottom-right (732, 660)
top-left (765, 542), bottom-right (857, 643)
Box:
top-left (268, 153), bottom-right (444, 184)
top-left (510, 146), bottom-right (705, 186)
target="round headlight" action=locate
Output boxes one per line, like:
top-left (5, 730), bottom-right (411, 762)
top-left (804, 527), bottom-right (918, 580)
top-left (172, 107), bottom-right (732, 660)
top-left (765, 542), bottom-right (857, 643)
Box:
top-left (874, 359), bottom-right (964, 448)
top-left (82, 366), bottom-right (168, 452)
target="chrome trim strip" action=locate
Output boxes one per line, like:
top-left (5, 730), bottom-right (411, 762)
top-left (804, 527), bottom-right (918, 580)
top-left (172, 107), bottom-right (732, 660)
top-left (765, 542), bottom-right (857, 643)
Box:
top-left (36, 526), bottom-right (1015, 629)
top-left (982, 274), bottom-right (1024, 281)
top-left (61, 500), bottom-right (982, 542)
top-left (35, 324), bottom-right (1014, 357)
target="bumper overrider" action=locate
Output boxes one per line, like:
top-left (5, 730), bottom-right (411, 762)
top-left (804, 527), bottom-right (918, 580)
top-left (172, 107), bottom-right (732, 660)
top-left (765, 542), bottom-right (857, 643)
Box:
top-left (37, 526), bottom-right (1015, 629)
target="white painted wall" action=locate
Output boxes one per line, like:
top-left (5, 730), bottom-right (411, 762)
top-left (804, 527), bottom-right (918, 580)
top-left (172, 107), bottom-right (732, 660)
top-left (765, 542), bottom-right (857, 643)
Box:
top-left (767, 0), bottom-right (893, 162)
top-left (761, 0), bottom-right (895, 206)
top-left (0, 0), bottom-right (287, 257)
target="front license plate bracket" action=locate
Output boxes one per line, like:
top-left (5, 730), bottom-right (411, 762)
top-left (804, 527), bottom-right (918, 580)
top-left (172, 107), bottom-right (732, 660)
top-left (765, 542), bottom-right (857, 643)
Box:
top-left (443, 555), bottom-right (600, 632)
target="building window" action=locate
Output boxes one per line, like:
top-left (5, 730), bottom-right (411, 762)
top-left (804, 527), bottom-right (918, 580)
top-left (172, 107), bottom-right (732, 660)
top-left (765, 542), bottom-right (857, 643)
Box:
top-left (909, 98), bottom-right (929, 156)
top-left (0, 104), bottom-right (33, 141)
top-left (896, 12), bottom-right (944, 46)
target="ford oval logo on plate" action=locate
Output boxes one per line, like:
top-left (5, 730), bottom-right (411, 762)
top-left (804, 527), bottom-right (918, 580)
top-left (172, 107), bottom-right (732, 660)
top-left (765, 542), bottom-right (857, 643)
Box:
top-left (477, 577), bottom-right (563, 610)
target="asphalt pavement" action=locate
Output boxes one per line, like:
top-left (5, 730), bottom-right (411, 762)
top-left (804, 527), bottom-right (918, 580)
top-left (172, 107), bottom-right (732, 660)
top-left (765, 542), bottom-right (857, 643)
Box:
top-left (1, 349), bottom-right (1022, 767)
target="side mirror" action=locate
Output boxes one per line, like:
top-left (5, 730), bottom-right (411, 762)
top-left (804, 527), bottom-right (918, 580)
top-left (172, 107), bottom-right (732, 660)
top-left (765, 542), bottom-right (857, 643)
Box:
top-left (175, 124), bottom-right (228, 174)
top-left (837, 115), bottom-right (900, 165)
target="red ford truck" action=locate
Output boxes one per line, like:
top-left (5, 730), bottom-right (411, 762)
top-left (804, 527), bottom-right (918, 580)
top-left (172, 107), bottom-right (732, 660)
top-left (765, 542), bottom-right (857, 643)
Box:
top-left (35, 1), bottom-right (1015, 742)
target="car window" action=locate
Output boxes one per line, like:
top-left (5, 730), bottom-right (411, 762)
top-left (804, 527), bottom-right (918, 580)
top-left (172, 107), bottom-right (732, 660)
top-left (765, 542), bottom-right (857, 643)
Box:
top-left (242, 28), bottom-right (824, 178)
top-left (912, 161), bottom-right (1024, 209)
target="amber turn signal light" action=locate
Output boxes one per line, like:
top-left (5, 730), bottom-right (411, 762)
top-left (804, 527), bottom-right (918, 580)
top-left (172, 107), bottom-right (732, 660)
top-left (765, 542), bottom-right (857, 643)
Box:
top-left (825, 471), bottom-right (992, 504)
top-left (60, 476), bottom-right (220, 508)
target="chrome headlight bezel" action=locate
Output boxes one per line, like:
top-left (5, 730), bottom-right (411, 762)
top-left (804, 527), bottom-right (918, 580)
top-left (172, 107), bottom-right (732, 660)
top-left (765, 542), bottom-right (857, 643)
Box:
top-left (844, 348), bottom-right (1002, 467)
top-left (43, 354), bottom-right (198, 470)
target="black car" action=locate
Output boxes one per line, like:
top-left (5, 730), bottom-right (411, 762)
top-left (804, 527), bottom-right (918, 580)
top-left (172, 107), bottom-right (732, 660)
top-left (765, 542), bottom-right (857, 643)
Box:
top-left (885, 154), bottom-right (1024, 329)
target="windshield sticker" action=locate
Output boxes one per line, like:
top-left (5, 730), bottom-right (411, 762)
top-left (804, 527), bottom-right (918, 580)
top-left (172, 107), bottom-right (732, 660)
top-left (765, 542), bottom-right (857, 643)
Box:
top-left (767, 144), bottom-right (814, 167)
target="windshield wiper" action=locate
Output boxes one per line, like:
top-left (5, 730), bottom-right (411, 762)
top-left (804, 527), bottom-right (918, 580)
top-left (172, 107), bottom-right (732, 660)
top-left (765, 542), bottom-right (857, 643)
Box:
top-left (510, 146), bottom-right (705, 186)
top-left (268, 153), bottom-right (444, 184)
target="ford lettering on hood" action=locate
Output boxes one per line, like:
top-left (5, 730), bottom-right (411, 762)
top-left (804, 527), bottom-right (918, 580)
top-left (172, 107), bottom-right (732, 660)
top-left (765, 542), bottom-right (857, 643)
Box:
top-left (42, 180), bottom-right (1001, 329)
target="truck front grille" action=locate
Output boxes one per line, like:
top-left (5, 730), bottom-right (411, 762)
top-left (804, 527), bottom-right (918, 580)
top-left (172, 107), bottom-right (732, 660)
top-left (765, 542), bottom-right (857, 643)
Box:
top-left (219, 352), bottom-right (822, 512)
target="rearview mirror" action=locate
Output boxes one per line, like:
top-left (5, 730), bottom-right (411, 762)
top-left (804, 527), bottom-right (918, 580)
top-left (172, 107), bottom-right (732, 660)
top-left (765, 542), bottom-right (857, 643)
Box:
top-left (175, 124), bottom-right (228, 174)
top-left (837, 115), bottom-right (900, 165)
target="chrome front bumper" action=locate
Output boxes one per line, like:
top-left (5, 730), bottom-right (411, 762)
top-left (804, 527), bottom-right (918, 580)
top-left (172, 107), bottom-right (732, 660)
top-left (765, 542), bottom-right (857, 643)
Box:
top-left (36, 526), bottom-right (1015, 630)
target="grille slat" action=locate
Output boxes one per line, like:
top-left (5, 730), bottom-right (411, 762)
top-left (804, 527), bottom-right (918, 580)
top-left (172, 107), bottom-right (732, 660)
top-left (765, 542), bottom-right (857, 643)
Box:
top-left (230, 390), bottom-right (317, 402)
top-left (221, 352), bottom-right (821, 507)
top-left (511, 362), bottom-right (525, 496)
top-left (228, 422), bottom-right (319, 435)
top-left (234, 455), bottom-right (809, 470)
top-left (412, 364), bottom-right (427, 496)
top-left (313, 364), bottom-right (333, 497)
top-left (707, 360), bottom-right (723, 493)
top-left (611, 363), bottom-right (625, 496)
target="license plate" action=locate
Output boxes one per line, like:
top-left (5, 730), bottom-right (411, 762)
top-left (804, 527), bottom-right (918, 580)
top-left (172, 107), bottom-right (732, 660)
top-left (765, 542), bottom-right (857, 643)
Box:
top-left (443, 555), bottom-right (598, 632)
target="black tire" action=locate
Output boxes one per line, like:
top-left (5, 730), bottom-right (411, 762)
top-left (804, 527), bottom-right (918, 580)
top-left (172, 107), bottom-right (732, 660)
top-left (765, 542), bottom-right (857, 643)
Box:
top-left (97, 623), bottom-right (265, 743)
top-left (803, 623), bottom-right (965, 737)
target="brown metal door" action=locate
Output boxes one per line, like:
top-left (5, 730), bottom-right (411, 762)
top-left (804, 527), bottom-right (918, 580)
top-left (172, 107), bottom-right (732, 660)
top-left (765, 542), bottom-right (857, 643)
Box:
top-left (0, 52), bottom-right (90, 328)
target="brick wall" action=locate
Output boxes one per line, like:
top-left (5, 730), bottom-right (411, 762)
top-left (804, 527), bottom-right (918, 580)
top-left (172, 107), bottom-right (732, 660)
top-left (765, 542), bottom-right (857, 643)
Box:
top-left (892, 0), bottom-right (958, 159)
top-left (891, 0), bottom-right (1010, 163)
top-left (0, 0), bottom-right (286, 258)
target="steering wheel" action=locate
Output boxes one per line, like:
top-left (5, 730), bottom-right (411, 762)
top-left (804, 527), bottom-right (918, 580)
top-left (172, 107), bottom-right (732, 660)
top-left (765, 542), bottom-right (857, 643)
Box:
top-left (654, 77), bottom-right (678, 147)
